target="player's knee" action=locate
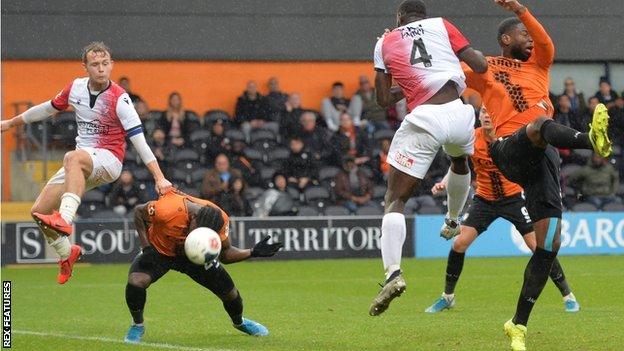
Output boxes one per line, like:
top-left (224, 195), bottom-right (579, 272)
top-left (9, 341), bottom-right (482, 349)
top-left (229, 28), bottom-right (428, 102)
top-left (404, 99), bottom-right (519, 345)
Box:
top-left (63, 151), bottom-right (88, 169)
top-left (450, 156), bottom-right (469, 175)
top-left (526, 116), bottom-right (549, 138)
top-left (384, 188), bottom-right (410, 206)
top-left (128, 273), bottom-right (151, 289)
top-left (220, 287), bottom-right (239, 302)
top-left (452, 238), bottom-right (469, 253)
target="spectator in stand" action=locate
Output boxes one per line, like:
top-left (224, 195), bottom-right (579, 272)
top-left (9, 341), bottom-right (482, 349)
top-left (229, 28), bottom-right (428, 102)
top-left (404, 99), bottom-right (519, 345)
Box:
top-left (149, 129), bottom-right (171, 164)
top-left (372, 137), bottom-right (392, 183)
top-left (334, 157), bottom-right (373, 214)
top-left (205, 119), bottom-right (230, 163)
top-left (253, 173), bottom-right (297, 217)
top-left (279, 92), bottom-right (305, 138)
top-left (215, 177), bottom-right (252, 217)
top-left (298, 111), bottom-right (332, 166)
top-left (283, 137), bottom-right (316, 190)
top-left (594, 80), bottom-right (619, 108)
top-left (235, 80), bottom-right (270, 136)
top-left (349, 75), bottom-right (386, 131)
top-left (266, 77), bottom-right (289, 120)
top-left (135, 100), bottom-right (156, 138)
top-left (200, 153), bottom-right (242, 202)
top-left (554, 94), bottom-right (587, 132)
top-left (567, 153), bottom-right (621, 209)
top-left (156, 92), bottom-right (195, 148)
top-left (330, 112), bottom-right (371, 166)
top-left (229, 140), bottom-right (262, 186)
top-left (321, 81), bottom-right (351, 132)
top-left (562, 77), bottom-right (587, 116)
top-left (608, 97), bottom-right (624, 148)
top-left (118, 76), bottom-right (142, 103)
top-left (109, 170), bottom-right (141, 215)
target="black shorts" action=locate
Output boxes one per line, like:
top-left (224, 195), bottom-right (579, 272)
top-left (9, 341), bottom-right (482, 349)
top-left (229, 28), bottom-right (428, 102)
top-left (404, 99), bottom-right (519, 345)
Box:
top-left (488, 126), bottom-right (563, 221)
top-left (129, 247), bottom-right (235, 297)
top-left (463, 194), bottom-right (533, 235)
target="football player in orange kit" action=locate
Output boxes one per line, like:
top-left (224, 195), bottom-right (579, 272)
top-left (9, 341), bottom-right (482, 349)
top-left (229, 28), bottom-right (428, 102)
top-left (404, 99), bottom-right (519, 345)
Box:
top-left (462, 1), bottom-right (611, 349)
top-left (123, 190), bottom-right (283, 343)
top-left (424, 107), bottom-right (578, 314)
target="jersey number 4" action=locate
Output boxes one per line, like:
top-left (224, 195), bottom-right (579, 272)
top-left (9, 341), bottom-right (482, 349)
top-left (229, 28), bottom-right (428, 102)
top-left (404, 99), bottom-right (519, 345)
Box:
top-left (410, 38), bottom-right (432, 67)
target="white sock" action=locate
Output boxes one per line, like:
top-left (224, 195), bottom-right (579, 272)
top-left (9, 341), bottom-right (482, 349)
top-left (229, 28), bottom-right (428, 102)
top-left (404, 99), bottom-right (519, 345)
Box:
top-left (563, 292), bottom-right (576, 301)
top-left (446, 170), bottom-right (471, 220)
top-left (59, 192), bottom-right (81, 224)
top-left (381, 212), bottom-right (406, 279)
top-left (50, 236), bottom-right (71, 260)
top-left (443, 292), bottom-right (455, 300)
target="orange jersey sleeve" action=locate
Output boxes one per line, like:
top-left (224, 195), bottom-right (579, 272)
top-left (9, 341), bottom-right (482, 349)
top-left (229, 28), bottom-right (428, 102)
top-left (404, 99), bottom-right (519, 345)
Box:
top-left (146, 191), bottom-right (230, 257)
top-left (471, 128), bottom-right (523, 201)
top-left (519, 8), bottom-right (555, 69)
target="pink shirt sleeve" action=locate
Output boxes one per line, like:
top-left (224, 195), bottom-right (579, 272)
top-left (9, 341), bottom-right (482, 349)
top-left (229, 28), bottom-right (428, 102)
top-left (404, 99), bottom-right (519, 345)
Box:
top-left (51, 82), bottom-right (73, 111)
top-left (443, 19), bottom-right (470, 54)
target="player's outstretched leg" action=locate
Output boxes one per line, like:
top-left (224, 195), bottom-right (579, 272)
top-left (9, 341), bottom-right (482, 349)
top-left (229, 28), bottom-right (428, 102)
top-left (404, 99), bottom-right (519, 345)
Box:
top-left (440, 156), bottom-right (471, 239)
top-left (527, 104), bottom-right (612, 157)
top-left (505, 218), bottom-right (561, 351)
top-left (369, 167), bottom-right (419, 316)
top-left (425, 226), bottom-right (478, 313)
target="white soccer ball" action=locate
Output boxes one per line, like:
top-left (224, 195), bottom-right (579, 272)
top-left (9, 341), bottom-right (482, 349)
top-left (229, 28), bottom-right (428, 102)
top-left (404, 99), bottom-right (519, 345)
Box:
top-left (184, 227), bottom-right (222, 265)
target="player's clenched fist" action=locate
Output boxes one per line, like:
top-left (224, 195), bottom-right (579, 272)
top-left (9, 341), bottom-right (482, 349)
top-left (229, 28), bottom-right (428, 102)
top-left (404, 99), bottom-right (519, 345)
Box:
top-left (494, 0), bottom-right (525, 14)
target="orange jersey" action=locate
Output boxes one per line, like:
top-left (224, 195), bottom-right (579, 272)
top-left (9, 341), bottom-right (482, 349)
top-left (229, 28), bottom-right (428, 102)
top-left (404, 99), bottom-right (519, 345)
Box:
top-left (472, 128), bottom-right (523, 200)
top-left (463, 9), bottom-right (555, 137)
top-left (146, 191), bottom-right (229, 257)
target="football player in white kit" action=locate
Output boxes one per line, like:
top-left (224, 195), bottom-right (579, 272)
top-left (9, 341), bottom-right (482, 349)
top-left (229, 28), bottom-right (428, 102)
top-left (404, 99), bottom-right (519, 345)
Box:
top-left (369, 0), bottom-right (488, 316)
top-left (0, 42), bottom-right (172, 284)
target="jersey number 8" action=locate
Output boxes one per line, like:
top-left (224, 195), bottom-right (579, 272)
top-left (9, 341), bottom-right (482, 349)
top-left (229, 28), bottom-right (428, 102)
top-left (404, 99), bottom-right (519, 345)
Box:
top-left (410, 38), bottom-right (433, 67)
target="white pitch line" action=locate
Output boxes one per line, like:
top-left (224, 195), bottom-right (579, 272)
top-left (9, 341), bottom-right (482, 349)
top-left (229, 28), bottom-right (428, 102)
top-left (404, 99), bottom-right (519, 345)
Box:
top-left (13, 330), bottom-right (235, 351)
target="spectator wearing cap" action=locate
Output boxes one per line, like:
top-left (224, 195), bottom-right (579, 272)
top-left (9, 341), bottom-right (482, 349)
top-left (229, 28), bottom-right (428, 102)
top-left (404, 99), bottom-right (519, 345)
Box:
top-left (321, 81), bottom-right (351, 132)
top-left (562, 77), bottom-right (587, 116)
top-left (334, 157), bottom-right (373, 214)
top-left (201, 153), bottom-right (243, 201)
top-left (594, 80), bottom-right (619, 108)
top-left (205, 119), bottom-right (230, 162)
top-left (266, 77), bottom-right (289, 120)
top-left (283, 137), bottom-right (317, 190)
top-left (349, 75), bottom-right (386, 131)
top-left (330, 112), bottom-right (371, 167)
top-left (229, 139), bottom-right (262, 186)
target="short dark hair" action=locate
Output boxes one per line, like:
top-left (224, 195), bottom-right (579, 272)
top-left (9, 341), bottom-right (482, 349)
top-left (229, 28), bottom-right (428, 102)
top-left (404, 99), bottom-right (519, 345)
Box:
top-left (82, 41), bottom-right (111, 63)
top-left (497, 17), bottom-right (522, 44)
top-left (196, 206), bottom-right (225, 233)
top-left (397, 0), bottom-right (427, 18)
top-left (332, 81), bottom-right (344, 88)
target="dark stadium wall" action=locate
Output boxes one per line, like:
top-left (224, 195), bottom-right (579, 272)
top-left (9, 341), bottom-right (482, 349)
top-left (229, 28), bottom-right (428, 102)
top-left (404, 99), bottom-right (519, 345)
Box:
top-left (2, 0), bottom-right (623, 62)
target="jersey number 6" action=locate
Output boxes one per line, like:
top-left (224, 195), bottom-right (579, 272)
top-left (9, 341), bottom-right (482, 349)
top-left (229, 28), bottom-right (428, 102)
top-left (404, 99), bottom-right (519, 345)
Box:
top-left (410, 38), bottom-right (433, 67)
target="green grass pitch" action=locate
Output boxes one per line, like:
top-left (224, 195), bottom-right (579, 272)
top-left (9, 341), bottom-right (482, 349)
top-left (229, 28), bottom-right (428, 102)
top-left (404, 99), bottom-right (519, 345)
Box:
top-left (2, 255), bottom-right (623, 351)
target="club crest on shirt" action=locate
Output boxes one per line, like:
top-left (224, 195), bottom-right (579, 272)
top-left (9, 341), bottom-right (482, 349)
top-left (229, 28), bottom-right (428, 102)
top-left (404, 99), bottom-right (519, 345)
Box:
top-left (393, 152), bottom-right (414, 168)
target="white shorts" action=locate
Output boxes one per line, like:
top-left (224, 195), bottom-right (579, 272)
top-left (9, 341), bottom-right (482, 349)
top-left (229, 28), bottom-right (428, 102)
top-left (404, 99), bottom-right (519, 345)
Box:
top-left (47, 147), bottom-right (123, 190)
top-left (387, 99), bottom-right (475, 179)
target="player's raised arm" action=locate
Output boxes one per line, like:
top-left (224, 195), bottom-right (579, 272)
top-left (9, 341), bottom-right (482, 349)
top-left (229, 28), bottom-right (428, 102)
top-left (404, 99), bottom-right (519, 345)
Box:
top-left (0, 83), bottom-right (72, 133)
top-left (219, 235), bottom-right (283, 264)
top-left (495, 0), bottom-right (554, 67)
top-left (116, 93), bottom-right (173, 195)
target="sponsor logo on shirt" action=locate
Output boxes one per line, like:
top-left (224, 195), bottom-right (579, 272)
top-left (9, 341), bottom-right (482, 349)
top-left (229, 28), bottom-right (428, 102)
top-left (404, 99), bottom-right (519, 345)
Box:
top-left (77, 121), bottom-right (110, 135)
top-left (393, 152), bottom-right (414, 168)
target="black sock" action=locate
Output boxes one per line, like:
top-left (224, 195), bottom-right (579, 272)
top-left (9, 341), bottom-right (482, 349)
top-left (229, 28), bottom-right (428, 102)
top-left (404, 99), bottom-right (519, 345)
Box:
top-left (223, 292), bottom-right (244, 325)
top-left (540, 119), bottom-right (592, 149)
top-left (513, 247), bottom-right (557, 326)
top-left (549, 258), bottom-right (571, 297)
top-left (444, 249), bottom-right (465, 295)
top-left (125, 283), bottom-right (146, 325)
